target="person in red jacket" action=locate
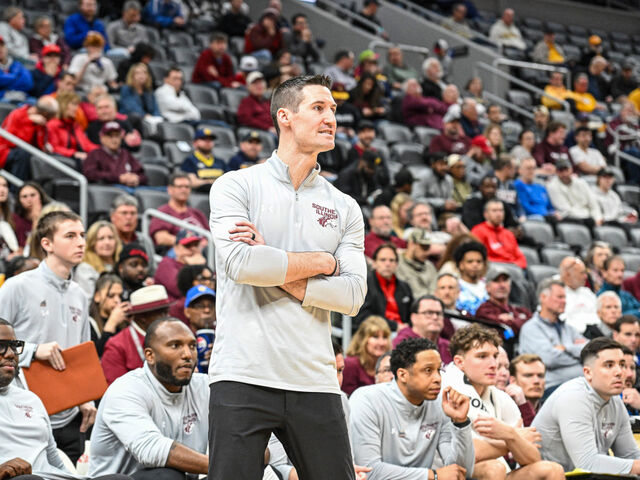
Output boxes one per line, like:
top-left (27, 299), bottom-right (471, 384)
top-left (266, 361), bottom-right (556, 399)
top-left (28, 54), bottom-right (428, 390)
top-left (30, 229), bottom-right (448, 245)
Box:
top-left (192, 31), bottom-right (243, 89)
top-left (236, 71), bottom-right (276, 133)
top-left (47, 90), bottom-right (98, 163)
top-left (0, 95), bottom-right (58, 179)
top-left (244, 9), bottom-right (283, 59)
top-left (471, 198), bottom-right (527, 269)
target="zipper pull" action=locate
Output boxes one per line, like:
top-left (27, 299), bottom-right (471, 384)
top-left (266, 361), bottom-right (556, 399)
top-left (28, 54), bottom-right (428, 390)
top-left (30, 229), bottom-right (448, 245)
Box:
top-left (295, 191), bottom-right (299, 201)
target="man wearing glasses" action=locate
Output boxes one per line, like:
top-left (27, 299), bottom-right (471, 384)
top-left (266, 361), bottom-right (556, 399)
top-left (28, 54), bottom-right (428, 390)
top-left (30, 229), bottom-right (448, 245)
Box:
top-left (392, 295), bottom-right (452, 365)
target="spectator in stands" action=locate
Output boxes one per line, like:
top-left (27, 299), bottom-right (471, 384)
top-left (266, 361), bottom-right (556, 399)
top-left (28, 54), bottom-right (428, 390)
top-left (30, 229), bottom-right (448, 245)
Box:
top-left (462, 174), bottom-right (518, 230)
top-left (447, 153), bottom-right (473, 206)
top-left (353, 0), bottom-right (387, 39)
top-left (580, 35), bottom-right (605, 70)
top-left (355, 243), bottom-right (413, 332)
top-left (110, 194), bottom-right (140, 245)
top-left (434, 272), bottom-right (461, 326)
top-left (411, 151), bottom-right (455, 210)
top-left (107, 1), bottom-right (147, 53)
top-left (0, 7), bottom-right (33, 64)
top-left (154, 230), bottom-right (205, 301)
top-left (509, 354), bottom-right (546, 420)
top-left (453, 241), bottom-right (488, 314)
top-left (64, 0), bottom-right (109, 50)
top-left (68, 33), bottom-right (117, 94)
top-left (227, 130), bottom-right (263, 170)
top-left (509, 129), bottom-right (535, 164)
top-left (183, 284), bottom-right (216, 335)
top-left (101, 284), bottom-right (172, 384)
top-left (624, 267), bottom-right (640, 304)
top-left (168, 264), bottom-right (215, 322)
top-left (244, 8), bottom-right (282, 59)
top-left (342, 315), bottom-right (391, 395)
top-left (484, 124), bottom-right (505, 158)
top-left (30, 45), bottom-right (63, 98)
top-left (407, 201), bottom-right (434, 232)
top-left (350, 72), bottom-right (387, 121)
top-left (532, 121), bottom-right (572, 169)
top-left (513, 158), bottom-right (556, 221)
top-left (148, 173), bottom-right (207, 248)
top-left (91, 317), bottom-right (209, 476)
top-left (282, 14), bottom-right (320, 71)
top-left (142, 0), bottom-right (185, 29)
top-left (0, 211), bottom-right (95, 464)
top-left (11, 182), bottom-right (49, 248)
top-left (396, 228), bottom-right (438, 297)
top-left (441, 3), bottom-right (473, 39)
top-left (89, 274), bottom-right (129, 356)
top-left (476, 266), bottom-right (532, 334)
top-left (29, 15), bottom-right (71, 67)
top-left (364, 205), bottom-right (406, 258)
top-left (374, 167), bottom-right (413, 207)
top-left (332, 82), bottom-right (359, 140)
top-left (324, 51), bottom-right (357, 92)
top-left (349, 337), bottom-right (473, 479)
top-left (116, 42), bottom-right (156, 85)
top-left (611, 63), bottom-right (638, 100)
top-left (547, 159), bottom-right (602, 229)
top-left (0, 95), bottom-right (57, 181)
top-left (420, 57), bottom-right (444, 100)
top-left (236, 71), bottom-right (274, 133)
top-left (489, 8), bottom-right (526, 50)
top-left (560, 256), bottom-right (600, 335)
top-left (569, 73), bottom-right (602, 115)
top-left (75, 220), bottom-right (122, 297)
top-left (370, 352), bottom-right (393, 385)
top-left (587, 290), bottom-right (623, 338)
top-left (390, 192), bottom-right (412, 239)
top-left (119, 63), bottom-right (161, 126)
top-left (383, 46), bottom-right (418, 90)
top-left (87, 94), bottom-right (141, 149)
top-left (0, 34), bottom-right (32, 103)
top-left (459, 97), bottom-right (482, 138)
top-left (155, 66), bottom-right (201, 124)
top-left (335, 149), bottom-right (388, 206)
top-left (471, 198), bottom-right (527, 269)
top-left (217, 0), bottom-right (251, 38)
top-left (192, 32), bottom-right (240, 89)
top-left (428, 110), bottom-right (471, 155)
top-left (532, 29), bottom-right (565, 65)
top-left (533, 337), bottom-right (640, 474)
top-left (592, 167), bottom-right (638, 230)
top-left (464, 134), bottom-right (494, 187)
top-left (463, 76), bottom-right (484, 104)
top-left (613, 316), bottom-right (640, 359)
top-left (0, 174), bottom-right (17, 258)
top-left (542, 71), bottom-right (569, 110)
top-left (569, 126), bottom-right (607, 175)
top-left (530, 105), bottom-right (549, 143)
top-left (585, 241), bottom-right (613, 292)
top-left (599, 256), bottom-right (640, 318)
top-left (116, 242), bottom-right (150, 300)
top-left (179, 128), bottom-right (225, 190)
top-left (519, 278), bottom-right (586, 397)
top-left (587, 56), bottom-right (610, 103)
top-left (494, 153), bottom-right (523, 218)
top-left (444, 324), bottom-right (565, 479)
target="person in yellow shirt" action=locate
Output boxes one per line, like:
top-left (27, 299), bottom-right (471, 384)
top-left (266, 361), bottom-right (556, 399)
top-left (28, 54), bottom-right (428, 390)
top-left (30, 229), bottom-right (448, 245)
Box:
top-left (567, 73), bottom-right (598, 113)
top-left (628, 87), bottom-right (640, 113)
top-left (532, 31), bottom-right (565, 65)
top-left (542, 71), bottom-right (570, 109)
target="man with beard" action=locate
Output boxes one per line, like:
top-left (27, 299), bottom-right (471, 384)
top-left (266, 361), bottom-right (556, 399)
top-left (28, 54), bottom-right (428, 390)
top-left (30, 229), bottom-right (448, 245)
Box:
top-left (412, 152), bottom-right (458, 212)
top-left (335, 150), bottom-right (388, 206)
top-left (180, 128), bottom-right (228, 191)
top-left (364, 205), bottom-right (406, 259)
top-left (116, 243), bottom-right (151, 301)
top-left (90, 318), bottom-right (211, 477)
top-left (509, 354), bottom-right (546, 422)
top-left (396, 228), bottom-right (438, 297)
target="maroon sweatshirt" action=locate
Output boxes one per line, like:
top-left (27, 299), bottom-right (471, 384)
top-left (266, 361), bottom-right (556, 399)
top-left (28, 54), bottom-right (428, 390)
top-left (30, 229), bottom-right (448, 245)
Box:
top-left (428, 133), bottom-right (471, 155)
top-left (237, 95), bottom-right (273, 131)
top-left (83, 147), bottom-right (147, 185)
top-left (532, 140), bottom-right (573, 167)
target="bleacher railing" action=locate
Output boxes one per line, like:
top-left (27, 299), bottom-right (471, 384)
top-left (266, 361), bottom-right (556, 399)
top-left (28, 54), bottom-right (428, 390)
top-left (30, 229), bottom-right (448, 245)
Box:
top-left (0, 169), bottom-right (24, 189)
top-left (0, 127), bottom-right (88, 226)
top-left (314, 0), bottom-right (387, 38)
top-left (368, 40), bottom-right (430, 62)
top-left (141, 208), bottom-right (215, 271)
top-left (492, 58), bottom-right (572, 90)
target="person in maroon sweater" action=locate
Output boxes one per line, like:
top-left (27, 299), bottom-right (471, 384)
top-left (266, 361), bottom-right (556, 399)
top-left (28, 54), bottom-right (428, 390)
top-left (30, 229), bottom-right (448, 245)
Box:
top-left (401, 78), bottom-right (448, 129)
top-left (392, 294), bottom-right (453, 364)
top-left (153, 230), bottom-right (206, 301)
top-left (475, 266), bottom-right (532, 335)
top-left (508, 354), bottom-right (546, 426)
top-left (623, 271), bottom-right (640, 302)
top-left (192, 31), bottom-right (243, 89)
top-left (532, 121), bottom-right (573, 172)
top-left (83, 121), bottom-right (147, 187)
top-left (236, 71), bottom-right (276, 133)
top-left (100, 284), bottom-right (172, 384)
top-left (342, 315), bottom-right (391, 396)
top-left (244, 9), bottom-right (283, 57)
top-left (427, 109), bottom-right (471, 155)
top-left (364, 205), bottom-right (407, 259)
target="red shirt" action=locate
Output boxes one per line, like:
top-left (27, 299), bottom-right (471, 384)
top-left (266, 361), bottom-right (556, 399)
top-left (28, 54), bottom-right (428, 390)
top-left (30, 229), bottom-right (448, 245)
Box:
top-left (364, 231), bottom-right (407, 258)
top-left (47, 118), bottom-right (98, 158)
top-left (236, 95), bottom-right (273, 131)
top-left (101, 326), bottom-right (145, 384)
top-left (376, 271), bottom-right (401, 324)
top-left (0, 105), bottom-right (47, 167)
top-left (153, 256), bottom-right (184, 301)
top-left (192, 49), bottom-right (238, 87)
top-left (471, 221), bottom-right (527, 269)
top-left (475, 299), bottom-right (532, 335)
top-left (392, 327), bottom-right (452, 364)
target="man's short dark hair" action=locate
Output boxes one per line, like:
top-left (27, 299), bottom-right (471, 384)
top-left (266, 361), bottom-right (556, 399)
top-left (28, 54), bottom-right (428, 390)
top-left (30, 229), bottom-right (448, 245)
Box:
top-left (575, 126), bottom-right (591, 136)
top-left (270, 75), bottom-right (332, 136)
top-left (509, 353), bottom-right (545, 376)
top-left (545, 121), bottom-right (566, 137)
top-left (518, 129), bottom-right (533, 142)
top-left (614, 314), bottom-right (639, 332)
top-left (332, 339), bottom-right (343, 356)
top-left (36, 211), bottom-right (82, 243)
top-left (621, 344), bottom-right (633, 356)
top-left (169, 172), bottom-right (190, 186)
top-left (428, 151), bottom-right (447, 165)
top-left (210, 31), bottom-right (228, 43)
top-left (291, 13), bottom-right (307, 24)
top-left (483, 198), bottom-right (503, 212)
top-left (452, 241), bottom-right (487, 266)
top-left (411, 294), bottom-right (444, 314)
top-left (493, 154), bottom-right (513, 172)
top-left (372, 242), bottom-right (398, 261)
top-left (390, 338), bottom-right (437, 378)
top-left (580, 337), bottom-right (624, 365)
top-left (144, 317), bottom-right (189, 349)
top-left (334, 49), bottom-right (352, 63)
top-left (449, 323), bottom-right (502, 357)
top-left (394, 167), bottom-right (414, 187)
top-left (165, 66), bottom-right (182, 78)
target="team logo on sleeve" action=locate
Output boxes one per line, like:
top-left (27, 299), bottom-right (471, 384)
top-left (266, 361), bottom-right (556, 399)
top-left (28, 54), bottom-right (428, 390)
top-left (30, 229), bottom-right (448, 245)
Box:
top-left (312, 203), bottom-right (338, 229)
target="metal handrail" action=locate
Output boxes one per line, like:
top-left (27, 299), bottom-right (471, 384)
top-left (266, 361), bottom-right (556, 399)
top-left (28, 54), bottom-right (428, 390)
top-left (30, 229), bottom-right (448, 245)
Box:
top-left (0, 169), bottom-right (24, 188)
top-left (141, 208), bottom-right (215, 271)
top-left (368, 39), bottom-right (430, 59)
top-left (492, 58), bottom-right (571, 89)
top-left (0, 127), bottom-right (88, 226)
top-left (616, 150), bottom-right (640, 169)
top-left (315, 0), bottom-right (386, 37)
top-left (475, 61), bottom-right (571, 113)
top-left (483, 91), bottom-right (534, 120)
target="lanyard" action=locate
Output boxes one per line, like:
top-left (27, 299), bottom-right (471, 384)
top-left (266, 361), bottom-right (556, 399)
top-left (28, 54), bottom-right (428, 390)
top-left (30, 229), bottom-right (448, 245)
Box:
top-left (129, 325), bottom-right (145, 362)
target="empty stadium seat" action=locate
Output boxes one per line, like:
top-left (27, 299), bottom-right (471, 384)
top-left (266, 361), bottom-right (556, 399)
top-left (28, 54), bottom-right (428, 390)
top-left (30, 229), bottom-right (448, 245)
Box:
top-left (136, 190), bottom-right (170, 211)
top-left (220, 88), bottom-right (248, 111)
top-left (567, 24), bottom-right (587, 36)
top-left (390, 143), bottom-right (424, 166)
top-left (545, 21), bottom-right (566, 34)
top-left (378, 123), bottom-right (413, 144)
top-left (166, 31), bottom-right (194, 46)
top-left (522, 220), bottom-right (555, 246)
top-left (594, 225), bottom-right (628, 250)
top-left (185, 84), bottom-right (220, 105)
top-left (197, 105), bottom-right (227, 122)
top-left (170, 47), bottom-right (199, 66)
top-left (189, 193), bottom-right (211, 219)
top-left (143, 164), bottom-right (170, 187)
top-left (527, 264), bottom-right (559, 286)
top-left (164, 142), bottom-right (191, 166)
top-left (137, 140), bottom-right (163, 159)
top-left (541, 247), bottom-right (572, 268)
top-left (620, 253), bottom-right (640, 273)
top-left (158, 123), bottom-right (194, 142)
top-left (88, 185), bottom-right (127, 217)
top-left (501, 120), bottom-right (523, 149)
top-left (550, 110), bottom-right (574, 129)
top-left (556, 223), bottom-right (592, 248)
top-left (520, 245), bottom-right (540, 266)
top-left (617, 185), bottom-right (640, 207)
top-left (413, 126), bottom-right (440, 146)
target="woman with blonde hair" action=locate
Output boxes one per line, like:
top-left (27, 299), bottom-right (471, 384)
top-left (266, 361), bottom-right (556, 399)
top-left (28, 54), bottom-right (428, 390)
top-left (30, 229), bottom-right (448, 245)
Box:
top-left (119, 62), bottom-right (161, 120)
top-left (483, 123), bottom-right (505, 157)
top-left (390, 192), bottom-right (414, 239)
top-left (74, 220), bottom-right (122, 296)
top-left (341, 315), bottom-right (391, 396)
top-left (47, 90), bottom-right (98, 161)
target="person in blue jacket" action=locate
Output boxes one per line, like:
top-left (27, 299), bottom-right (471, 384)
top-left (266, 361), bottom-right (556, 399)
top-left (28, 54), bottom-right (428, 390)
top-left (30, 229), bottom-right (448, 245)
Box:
top-left (63, 0), bottom-right (110, 50)
top-left (598, 255), bottom-right (640, 319)
top-left (142, 0), bottom-right (185, 29)
top-left (119, 62), bottom-right (160, 121)
top-left (513, 157), bottom-right (561, 221)
top-left (0, 36), bottom-right (33, 102)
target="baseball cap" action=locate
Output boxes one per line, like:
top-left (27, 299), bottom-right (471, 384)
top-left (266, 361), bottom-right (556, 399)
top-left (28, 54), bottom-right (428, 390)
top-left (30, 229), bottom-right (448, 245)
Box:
top-left (407, 228), bottom-right (431, 246)
top-left (42, 44), bottom-right (61, 56)
top-left (246, 71), bottom-right (264, 85)
top-left (447, 153), bottom-right (464, 168)
top-left (357, 120), bottom-right (376, 132)
top-left (471, 135), bottom-right (493, 155)
top-left (555, 159), bottom-right (571, 170)
top-left (589, 35), bottom-right (602, 46)
top-left (118, 243), bottom-right (149, 266)
top-left (362, 150), bottom-right (382, 166)
top-left (364, 0), bottom-right (380, 5)
top-left (443, 109), bottom-right (461, 124)
top-left (486, 266), bottom-right (511, 283)
top-left (185, 285), bottom-right (216, 308)
top-left (100, 121), bottom-right (123, 136)
top-left (434, 39), bottom-right (449, 53)
top-left (358, 49), bottom-right (379, 63)
top-left (194, 127), bottom-right (217, 140)
top-left (128, 284), bottom-right (172, 314)
top-left (597, 167), bottom-right (615, 177)
top-left (176, 229), bottom-right (202, 246)
top-left (239, 55), bottom-right (258, 72)
top-left (240, 130), bottom-right (262, 143)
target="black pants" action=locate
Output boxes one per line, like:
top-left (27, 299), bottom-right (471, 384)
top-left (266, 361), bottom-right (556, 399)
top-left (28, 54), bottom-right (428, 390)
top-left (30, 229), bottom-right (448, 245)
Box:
top-left (5, 148), bottom-right (31, 183)
top-left (52, 411), bottom-right (86, 465)
top-left (132, 468), bottom-right (185, 480)
top-left (208, 382), bottom-right (355, 480)
top-left (14, 475), bottom-right (132, 480)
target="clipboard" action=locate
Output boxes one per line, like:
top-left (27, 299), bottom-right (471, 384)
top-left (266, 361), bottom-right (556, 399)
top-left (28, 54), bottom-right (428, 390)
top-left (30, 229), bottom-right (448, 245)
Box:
top-left (23, 341), bottom-right (108, 415)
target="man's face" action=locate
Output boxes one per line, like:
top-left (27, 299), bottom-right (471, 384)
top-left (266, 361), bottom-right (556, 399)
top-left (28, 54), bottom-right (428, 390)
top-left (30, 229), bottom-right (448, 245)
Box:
top-left (614, 322), bottom-right (640, 352)
top-left (375, 355), bottom-right (393, 383)
top-left (146, 322), bottom-right (197, 389)
top-left (240, 139), bottom-right (262, 159)
top-left (556, 166), bottom-right (572, 182)
top-left (483, 202), bottom-right (504, 226)
top-left (593, 247), bottom-right (612, 270)
top-left (458, 251), bottom-right (485, 282)
top-left (100, 131), bottom-right (123, 151)
top-left (42, 220), bottom-right (86, 267)
top-left (541, 284), bottom-right (566, 317)
top-left (411, 299), bottom-right (444, 339)
top-left (486, 275), bottom-right (510, 302)
top-left (435, 275), bottom-right (459, 309)
top-left (598, 295), bottom-right (622, 327)
top-left (431, 159), bottom-right (448, 177)
top-left (462, 102), bottom-right (477, 122)
top-left (96, 99), bottom-right (117, 122)
top-left (57, 75), bottom-right (76, 93)
top-left (0, 325), bottom-right (19, 388)
top-left (511, 361), bottom-right (546, 401)
top-left (373, 247), bottom-right (398, 279)
top-left (111, 205), bottom-right (138, 235)
top-left (550, 73), bottom-right (564, 87)
top-left (123, 7), bottom-right (141, 24)
top-left (369, 206), bottom-right (392, 236)
top-left (80, 0), bottom-right (97, 18)
top-left (456, 342), bottom-right (498, 387)
top-left (495, 348), bottom-right (510, 390)
top-left (548, 127), bottom-right (567, 146)
top-left (503, 9), bottom-right (514, 25)
top-left (410, 241), bottom-right (431, 263)
top-left (576, 130), bottom-right (592, 148)
top-left (518, 159), bottom-right (536, 183)
top-left (487, 105), bottom-right (502, 123)
top-left (603, 259), bottom-right (625, 287)
top-left (449, 162), bottom-right (465, 180)
top-left (410, 204), bottom-right (432, 230)
top-left (575, 77), bottom-right (588, 93)
top-left (284, 84), bottom-right (336, 154)
top-left (426, 61), bottom-right (441, 81)
top-left (210, 39), bottom-right (227, 56)
top-left (444, 121), bottom-right (459, 138)
top-left (401, 349), bottom-right (442, 401)
top-left (585, 348), bottom-right (625, 398)
top-left (562, 258), bottom-right (587, 290)
top-left (119, 257), bottom-right (148, 285)
top-left (388, 48), bottom-right (402, 66)
top-left (168, 177), bottom-right (191, 204)
top-left (185, 295), bottom-right (216, 331)
top-left (479, 178), bottom-right (497, 199)
top-left (165, 71), bottom-right (183, 92)
top-left (357, 127), bottom-right (375, 148)
top-left (194, 137), bottom-right (214, 155)
top-left (248, 78), bottom-right (266, 97)
top-left (623, 353), bottom-right (636, 388)
top-left (175, 241), bottom-right (201, 263)
top-left (452, 4), bottom-right (466, 21)
top-left (293, 15), bottom-right (308, 33)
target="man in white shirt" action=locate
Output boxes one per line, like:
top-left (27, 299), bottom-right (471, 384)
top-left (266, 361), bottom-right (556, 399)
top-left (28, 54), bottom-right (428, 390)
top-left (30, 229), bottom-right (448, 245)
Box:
top-left (489, 9), bottom-right (526, 51)
top-left (155, 67), bottom-right (201, 124)
top-left (560, 255), bottom-right (600, 334)
top-left (569, 127), bottom-right (607, 175)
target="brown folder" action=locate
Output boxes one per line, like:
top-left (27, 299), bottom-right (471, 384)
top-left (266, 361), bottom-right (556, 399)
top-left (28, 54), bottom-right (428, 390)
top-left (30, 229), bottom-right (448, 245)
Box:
top-left (23, 341), bottom-right (109, 415)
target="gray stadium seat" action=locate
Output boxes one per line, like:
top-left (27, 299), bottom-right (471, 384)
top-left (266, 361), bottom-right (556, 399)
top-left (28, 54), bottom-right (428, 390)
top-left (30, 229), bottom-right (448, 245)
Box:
top-left (541, 247), bottom-right (572, 268)
top-left (88, 185), bottom-right (126, 217)
top-left (378, 123), bottom-right (413, 144)
top-left (136, 190), bottom-right (170, 212)
top-left (413, 126), bottom-right (440, 147)
top-left (617, 185), bottom-right (640, 207)
top-left (489, 262), bottom-right (525, 282)
top-left (220, 88), bottom-right (248, 111)
top-left (158, 123), bottom-right (194, 142)
top-left (522, 220), bottom-right (555, 246)
top-left (189, 193), bottom-right (211, 219)
top-left (620, 253), bottom-right (640, 274)
top-left (185, 84), bottom-right (220, 105)
top-left (527, 264), bottom-right (559, 286)
top-left (556, 223), bottom-right (592, 248)
top-left (166, 31), bottom-right (194, 46)
top-left (501, 120), bottom-right (523, 149)
top-left (520, 245), bottom-right (540, 266)
top-left (507, 90), bottom-right (532, 109)
top-left (197, 125), bottom-right (236, 148)
top-left (197, 105), bottom-right (227, 122)
top-left (594, 225), bottom-right (628, 250)
top-left (390, 143), bottom-right (424, 166)
top-left (164, 142), bottom-right (191, 166)
top-left (143, 164), bottom-right (170, 187)
top-left (137, 140), bottom-right (163, 159)
top-left (550, 110), bottom-right (574, 130)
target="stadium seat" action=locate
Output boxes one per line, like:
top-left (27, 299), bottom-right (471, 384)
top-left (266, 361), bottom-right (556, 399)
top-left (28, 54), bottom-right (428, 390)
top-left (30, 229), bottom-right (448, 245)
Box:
top-left (166, 31), bottom-right (194, 47)
top-left (521, 220), bottom-right (555, 246)
top-left (541, 247), bottom-right (572, 268)
top-left (212, 146), bottom-right (237, 162)
top-left (594, 225), bottom-right (628, 250)
top-left (608, 165), bottom-right (626, 184)
top-left (522, 17), bottom-right (543, 29)
top-left (334, 138), bottom-right (351, 163)
top-left (158, 123), bottom-right (194, 142)
top-left (413, 126), bottom-right (440, 147)
top-left (30, 155), bottom-right (76, 184)
top-left (50, 179), bottom-right (80, 213)
top-left (137, 140), bottom-right (163, 160)
top-left (185, 84), bottom-right (220, 105)
top-left (136, 190), bottom-right (169, 212)
top-left (631, 229), bottom-right (640, 248)
top-left (527, 264), bottom-right (559, 286)
top-left (616, 185), bottom-right (640, 206)
top-left (378, 123), bottom-right (412, 144)
top-left (545, 21), bottom-right (566, 34)
top-left (390, 143), bottom-right (424, 166)
top-left (148, 61), bottom-right (168, 82)
top-left (88, 185), bottom-right (127, 218)
top-left (563, 45), bottom-right (582, 62)
top-left (501, 120), bottom-right (523, 149)
top-left (143, 164), bottom-right (170, 187)
top-left (145, 26), bottom-right (162, 45)
top-left (556, 223), bottom-right (592, 248)
top-left (197, 105), bottom-right (227, 122)
top-left (611, 31), bottom-right (630, 43)
top-left (568, 35), bottom-right (589, 48)
top-left (550, 110), bottom-right (574, 129)
top-left (170, 47), bottom-right (199, 66)
top-left (189, 193), bottom-right (211, 219)
top-left (371, 139), bottom-right (391, 164)
top-left (198, 125), bottom-right (236, 147)
top-left (520, 245), bottom-right (540, 266)
top-left (164, 142), bottom-right (191, 166)
top-left (236, 127), bottom-right (276, 156)
top-left (567, 24), bottom-right (587, 36)
top-left (220, 88), bottom-right (248, 112)
top-left (620, 253), bottom-right (640, 274)
top-left (613, 42), bottom-right (633, 55)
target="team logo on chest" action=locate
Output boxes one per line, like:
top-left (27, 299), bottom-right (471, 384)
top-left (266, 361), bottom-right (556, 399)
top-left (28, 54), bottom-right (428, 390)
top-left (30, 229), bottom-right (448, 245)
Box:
top-left (14, 404), bottom-right (33, 418)
top-left (183, 412), bottom-right (198, 434)
top-left (312, 203), bottom-right (338, 229)
top-left (69, 306), bottom-right (83, 322)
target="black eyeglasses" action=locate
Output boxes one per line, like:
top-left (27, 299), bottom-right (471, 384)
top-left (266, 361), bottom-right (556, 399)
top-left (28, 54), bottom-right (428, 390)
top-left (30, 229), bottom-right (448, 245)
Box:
top-left (0, 340), bottom-right (25, 356)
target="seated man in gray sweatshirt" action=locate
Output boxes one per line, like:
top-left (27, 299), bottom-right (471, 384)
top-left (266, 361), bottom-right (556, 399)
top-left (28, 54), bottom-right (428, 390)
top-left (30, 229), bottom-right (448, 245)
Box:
top-left (349, 337), bottom-right (474, 480)
top-left (533, 337), bottom-right (640, 474)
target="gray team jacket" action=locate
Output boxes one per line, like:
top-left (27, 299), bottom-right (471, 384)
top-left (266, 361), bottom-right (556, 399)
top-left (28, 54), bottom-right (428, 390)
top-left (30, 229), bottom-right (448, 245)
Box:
top-left (89, 364), bottom-right (209, 476)
top-left (208, 153), bottom-right (367, 394)
top-left (532, 376), bottom-right (640, 473)
top-left (349, 381), bottom-right (475, 480)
